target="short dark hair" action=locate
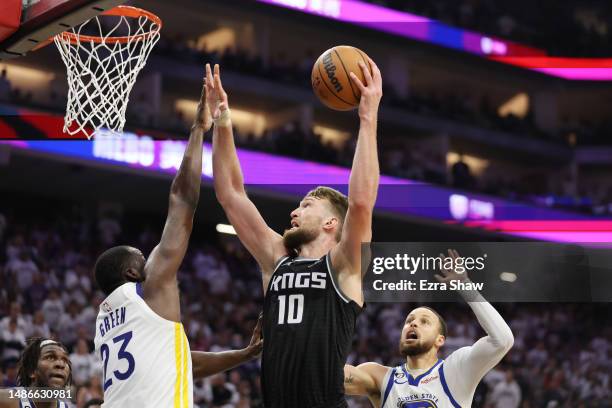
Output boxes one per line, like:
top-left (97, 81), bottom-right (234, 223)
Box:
top-left (17, 338), bottom-right (72, 387)
top-left (306, 186), bottom-right (349, 240)
top-left (94, 245), bottom-right (135, 295)
top-left (422, 306), bottom-right (447, 337)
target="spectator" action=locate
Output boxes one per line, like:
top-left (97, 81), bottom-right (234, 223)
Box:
top-left (70, 338), bottom-right (97, 386)
top-left (0, 302), bottom-right (28, 334)
top-left (76, 374), bottom-right (104, 408)
top-left (25, 310), bottom-right (50, 339)
top-left (1, 318), bottom-right (26, 363)
top-left (489, 369), bottom-right (522, 408)
top-left (41, 289), bottom-right (65, 328)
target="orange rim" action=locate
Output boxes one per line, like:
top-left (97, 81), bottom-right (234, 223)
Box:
top-left (57, 5), bottom-right (162, 45)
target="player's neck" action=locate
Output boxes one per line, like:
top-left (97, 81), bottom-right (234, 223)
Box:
top-left (296, 235), bottom-right (336, 259)
top-left (406, 349), bottom-right (439, 371)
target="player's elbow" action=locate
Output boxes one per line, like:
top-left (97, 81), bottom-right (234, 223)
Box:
top-left (348, 196), bottom-right (375, 214)
top-left (215, 185), bottom-right (245, 208)
top-left (497, 327), bottom-right (515, 353)
top-left (170, 181), bottom-right (199, 210)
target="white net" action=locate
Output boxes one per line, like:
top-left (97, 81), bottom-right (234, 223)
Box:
top-left (54, 7), bottom-right (161, 139)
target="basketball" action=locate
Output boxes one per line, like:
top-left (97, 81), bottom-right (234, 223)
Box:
top-left (311, 45), bottom-right (373, 111)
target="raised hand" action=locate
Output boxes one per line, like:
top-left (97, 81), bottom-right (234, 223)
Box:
top-left (435, 249), bottom-right (470, 284)
top-left (192, 70), bottom-right (212, 132)
top-left (349, 57), bottom-right (383, 122)
top-left (205, 63), bottom-right (230, 121)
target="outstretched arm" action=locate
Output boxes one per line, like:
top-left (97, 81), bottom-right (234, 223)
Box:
top-left (331, 58), bottom-right (382, 304)
top-left (143, 70), bottom-right (211, 322)
top-left (344, 363), bottom-right (387, 406)
top-left (436, 250), bottom-right (514, 403)
top-left (208, 64), bottom-right (285, 283)
top-left (192, 316), bottom-right (263, 378)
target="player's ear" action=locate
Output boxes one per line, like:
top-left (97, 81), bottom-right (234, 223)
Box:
top-left (323, 216), bottom-right (338, 232)
top-left (435, 335), bottom-right (445, 348)
top-left (125, 267), bottom-right (141, 281)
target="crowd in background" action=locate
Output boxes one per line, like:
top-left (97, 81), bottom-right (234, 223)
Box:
top-left (365, 0), bottom-right (611, 57)
top-left (0, 200), bottom-right (611, 407)
top-left (3, 63), bottom-right (612, 216)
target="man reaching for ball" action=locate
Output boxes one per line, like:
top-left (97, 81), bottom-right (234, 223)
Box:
top-left (344, 250), bottom-right (514, 408)
top-left (208, 55), bottom-right (382, 408)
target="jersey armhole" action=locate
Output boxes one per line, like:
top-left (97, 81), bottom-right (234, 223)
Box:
top-left (130, 282), bottom-right (182, 326)
top-left (325, 252), bottom-right (356, 305)
top-left (263, 256), bottom-right (290, 295)
top-left (380, 367), bottom-right (396, 407)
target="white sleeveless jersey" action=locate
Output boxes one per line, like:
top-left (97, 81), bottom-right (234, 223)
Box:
top-left (94, 282), bottom-right (192, 408)
top-left (380, 360), bottom-right (461, 408)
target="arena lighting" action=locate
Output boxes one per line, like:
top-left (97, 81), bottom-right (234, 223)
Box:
top-left (255, 0), bottom-right (540, 58)
top-left (216, 223), bottom-right (237, 235)
top-left (257, 0), bottom-right (612, 81)
top-left (6, 135), bottom-right (612, 243)
top-left (499, 272), bottom-right (518, 283)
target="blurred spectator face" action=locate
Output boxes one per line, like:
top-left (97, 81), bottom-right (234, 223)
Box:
top-left (8, 318), bottom-right (17, 332)
top-left (33, 311), bottom-right (45, 325)
top-left (76, 339), bottom-right (89, 354)
top-left (229, 370), bottom-right (241, 384)
top-left (34, 345), bottom-right (71, 388)
top-left (10, 302), bottom-right (21, 318)
top-left (210, 373), bottom-right (224, 386)
top-left (90, 373), bottom-right (102, 389)
top-left (5, 364), bottom-right (17, 385)
top-left (399, 308), bottom-right (445, 357)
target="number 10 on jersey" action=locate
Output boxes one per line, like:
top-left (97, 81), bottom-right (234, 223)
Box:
top-left (277, 294), bottom-right (304, 324)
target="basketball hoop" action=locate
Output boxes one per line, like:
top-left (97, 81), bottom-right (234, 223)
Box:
top-left (54, 6), bottom-right (162, 139)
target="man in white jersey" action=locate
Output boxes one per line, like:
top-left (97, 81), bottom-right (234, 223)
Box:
top-left (0, 338), bottom-right (72, 408)
top-left (344, 250), bottom-right (514, 407)
top-left (92, 68), bottom-right (262, 407)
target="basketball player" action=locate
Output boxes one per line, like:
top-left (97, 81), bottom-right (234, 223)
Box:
top-left (92, 69), bottom-right (262, 407)
top-left (0, 337), bottom-right (72, 408)
top-left (344, 250), bottom-right (514, 407)
top-left (208, 57), bottom-right (382, 408)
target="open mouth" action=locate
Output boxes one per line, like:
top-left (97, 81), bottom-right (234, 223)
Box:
top-left (49, 373), bottom-right (66, 382)
top-left (291, 221), bottom-right (299, 228)
top-left (406, 331), bottom-right (418, 340)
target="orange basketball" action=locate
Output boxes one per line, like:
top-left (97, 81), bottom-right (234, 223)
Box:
top-left (311, 45), bottom-right (373, 111)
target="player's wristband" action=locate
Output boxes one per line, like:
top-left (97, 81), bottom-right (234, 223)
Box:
top-left (214, 108), bottom-right (232, 128)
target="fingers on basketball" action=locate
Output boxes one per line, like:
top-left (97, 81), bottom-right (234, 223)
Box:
top-left (359, 61), bottom-right (373, 87)
top-left (349, 72), bottom-right (365, 92)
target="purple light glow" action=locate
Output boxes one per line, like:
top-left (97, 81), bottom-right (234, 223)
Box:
top-left (256, 0), bottom-right (612, 81)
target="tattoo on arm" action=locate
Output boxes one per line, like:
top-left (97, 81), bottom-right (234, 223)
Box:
top-left (345, 373), bottom-right (354, 384)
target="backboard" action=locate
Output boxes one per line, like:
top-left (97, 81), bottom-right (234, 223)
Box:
top-left (0, 0), bottom-right (126, 59)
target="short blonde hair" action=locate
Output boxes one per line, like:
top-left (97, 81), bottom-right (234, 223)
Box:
top-left (306, 186), bottom-right (348, 240)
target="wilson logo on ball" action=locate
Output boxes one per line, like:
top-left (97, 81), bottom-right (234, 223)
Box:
top-left (322, 52), bottom-right (343, 92)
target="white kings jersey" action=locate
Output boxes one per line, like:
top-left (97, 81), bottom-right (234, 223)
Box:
top-left (380, 360), bottom-right (460, 408)
top-left (94, 282), bottom-right (193, 408)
